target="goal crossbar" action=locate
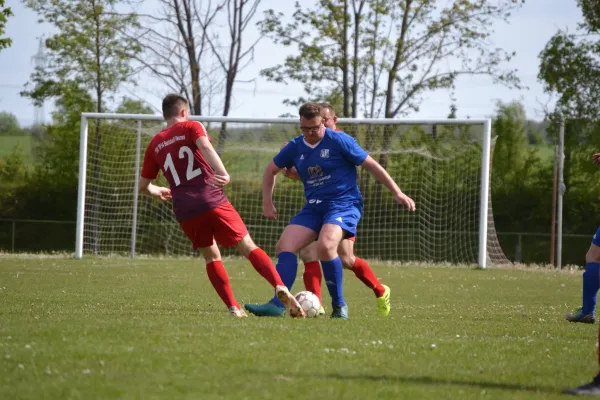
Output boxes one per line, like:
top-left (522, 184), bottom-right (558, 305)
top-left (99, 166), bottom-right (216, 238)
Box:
top-left (75, 113), bottom-right (492, 268)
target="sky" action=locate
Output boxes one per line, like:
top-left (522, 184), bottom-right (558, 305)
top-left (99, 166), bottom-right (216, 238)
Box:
top-left (0, 0), bottom-right (584, 127)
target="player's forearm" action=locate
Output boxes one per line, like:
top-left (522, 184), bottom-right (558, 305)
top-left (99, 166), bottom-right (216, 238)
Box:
top-left (202, 148), bottom-right (229, 177)
top-left (363, 160), bottom-right (403, 196)
top-left (262, 174), bottom-right (276, 204)
top-left (262, 166), bottom-right (278, 204)
top-left (142, 182), bottom-right (159, 196)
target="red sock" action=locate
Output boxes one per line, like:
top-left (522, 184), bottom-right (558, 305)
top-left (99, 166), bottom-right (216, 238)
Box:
top-left (248, 248), bottom-right (284, 287)
top-left (303, 261), bottom-right (322, 302)
top-left (206, 260), bottom-right (239, 308)
top-left (351, 257), bottom-right (385, 297)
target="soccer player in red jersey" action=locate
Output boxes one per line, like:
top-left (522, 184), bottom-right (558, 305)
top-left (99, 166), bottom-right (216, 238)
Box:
top-left (247, 103), bottom-right (391, 318)
top-left (138, 94), bottom-right (304, 318)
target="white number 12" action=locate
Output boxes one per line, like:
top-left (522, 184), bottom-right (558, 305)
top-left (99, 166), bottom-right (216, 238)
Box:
top-left (163, 146), bottom-right (203, 186)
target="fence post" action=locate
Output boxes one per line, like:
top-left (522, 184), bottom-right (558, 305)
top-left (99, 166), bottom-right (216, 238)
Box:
top-left (11, 220), bottom-right (15, 253)
top-left (557, 116), bottom-right (565, 269)
top-left (515, 234), bottom-right (522, 263)
top-left (551, 145), bottom-right (558, 266)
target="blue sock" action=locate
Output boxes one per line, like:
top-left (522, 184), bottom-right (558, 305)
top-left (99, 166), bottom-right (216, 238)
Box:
top-left (270, 252), bottom-right (298, 308)
top-left (582, 262), bottom-right (600, 315)
top-left (321, 257), bottom-right (345, 307)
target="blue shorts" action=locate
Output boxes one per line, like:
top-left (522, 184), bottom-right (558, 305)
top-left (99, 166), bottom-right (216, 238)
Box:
top-left (593, 227), bottom-right (600, 247)
top-left (290, 200), bottom-right (363, 238)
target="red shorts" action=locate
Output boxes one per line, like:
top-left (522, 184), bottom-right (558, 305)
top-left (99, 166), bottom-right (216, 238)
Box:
top-left (346, 236), bottom-right (356, 242)
top-left (179, 202), bottom-right (248, 249)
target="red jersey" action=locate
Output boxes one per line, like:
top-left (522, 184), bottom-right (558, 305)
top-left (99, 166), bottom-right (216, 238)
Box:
top-left (141, 121), bottom-right (227, 222)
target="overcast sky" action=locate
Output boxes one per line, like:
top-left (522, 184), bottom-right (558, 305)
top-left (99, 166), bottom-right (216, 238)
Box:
top-left (0, 0), bottom-right (583, 127)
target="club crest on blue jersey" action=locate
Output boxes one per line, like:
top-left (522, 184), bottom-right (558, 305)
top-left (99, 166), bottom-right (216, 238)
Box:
top-left (272, 128), bottom-right (369, 204)
top-left (308, 165), bottom-right (323, 178)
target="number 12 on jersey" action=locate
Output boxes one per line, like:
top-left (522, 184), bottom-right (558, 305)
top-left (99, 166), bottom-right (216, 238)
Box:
top-left (163, 145), bottom-right (202, 186)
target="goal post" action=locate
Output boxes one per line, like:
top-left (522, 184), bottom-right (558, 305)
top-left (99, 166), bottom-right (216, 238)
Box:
top-left (75, 113), bottom-right (508, 268)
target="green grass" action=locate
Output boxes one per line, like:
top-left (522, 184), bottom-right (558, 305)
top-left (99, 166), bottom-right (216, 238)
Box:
top-left (0, 256), bottom-right (595, 399)
top-left (0, 135), bottom-right (33, 161)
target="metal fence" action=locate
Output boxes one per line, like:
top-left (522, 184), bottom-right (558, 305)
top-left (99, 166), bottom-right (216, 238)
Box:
top-left (0, 218), bottom-right (592, 267)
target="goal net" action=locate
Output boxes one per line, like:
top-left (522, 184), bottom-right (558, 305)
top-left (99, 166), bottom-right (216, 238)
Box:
top-left (75, 114), bottom-right (510, 267)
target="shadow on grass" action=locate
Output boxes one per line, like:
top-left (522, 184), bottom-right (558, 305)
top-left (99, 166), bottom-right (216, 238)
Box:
top-left (249, 369), bottom-right (556, 394)
top-left (318, 373), bottom-right (555, 394)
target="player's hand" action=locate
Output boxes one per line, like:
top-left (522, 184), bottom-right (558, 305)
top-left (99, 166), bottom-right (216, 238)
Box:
top-left (153, 186), bottom-right (172, 201)
top-left (263, 202), bottom-right (277, 220)
top-left (394, 192), bottom-right (416, 211)
top-left (282, 167), bottom-right (300, 180)
top-left (207, 174), bottom-right (230, 188)
top-left (593, 153), bottom-right (600, 167)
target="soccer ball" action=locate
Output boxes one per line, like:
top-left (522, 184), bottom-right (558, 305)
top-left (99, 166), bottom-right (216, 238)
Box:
top-left (294, 290), bottom-right (321, 318)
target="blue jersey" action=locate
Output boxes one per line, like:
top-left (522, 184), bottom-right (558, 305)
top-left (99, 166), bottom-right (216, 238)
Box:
top-left (273, 128), bottom-right (368, 204)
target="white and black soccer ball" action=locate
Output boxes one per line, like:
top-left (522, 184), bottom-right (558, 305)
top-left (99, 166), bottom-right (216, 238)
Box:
top-left (294, 290), bottom-right (321, 318)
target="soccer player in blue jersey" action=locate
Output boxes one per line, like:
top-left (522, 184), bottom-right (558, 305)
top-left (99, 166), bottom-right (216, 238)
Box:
top-left (245, 102), bottom-right (415, 319)
top-left (565, 152), bottom-right (600, 324)
top-left (255, 103), bottom-right (393, 318)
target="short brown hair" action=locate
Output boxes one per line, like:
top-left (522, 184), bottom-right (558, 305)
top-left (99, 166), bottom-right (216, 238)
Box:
top-left (298, 102), bottom-right (322, 119)
top-left (162, 94), bottom-right (188, 119)
top-left (319, 103), bottom-right (336, 117)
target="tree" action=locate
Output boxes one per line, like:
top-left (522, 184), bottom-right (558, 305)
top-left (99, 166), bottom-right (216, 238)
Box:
top-left (209, 0), bottom-right (262, 153)
top-left (538, 0), bottom-right (600, 225)
top-left (34, 87), bottom-right (95, 187)
top-left (0, 112), bottom-right (22, 136)
top-left (489, 101), bottom-right (549, 238)
top-left (259, 0), bottom-right (522, 119)
top-left (22, 0), bottom-right (141, 253)
top-left (115, 97), bottom-right (155, 114)
top-left (130, 0), bottom-right (224, 116)
top-left (538, 0), bottom-right (600, 121)
top-left (0, 0), bottom-right (12, 52)
top-left (22, 0), bottom-right (140, 114)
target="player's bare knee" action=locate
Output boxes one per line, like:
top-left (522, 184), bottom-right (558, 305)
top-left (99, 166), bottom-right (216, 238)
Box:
top-left (199, 244), bottom-right (221, 264)
top-left (277, 232), bottom-right (310, 254)
top-left (317, 239), bottom-right (338, 261)
top-left (300, 244), bottom-right (318, 263)
top-left (236, 234), bottom-right (257, 258)
top-left (586, 245), bottom-right (600, 263)
top-left (275, 239), bottom-right (286, 254)
top-left (340, 254), bottom-right (355, 269)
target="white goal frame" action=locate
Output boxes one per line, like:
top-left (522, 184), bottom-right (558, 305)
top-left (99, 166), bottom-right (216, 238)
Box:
top-left (75, 113), bottom-right (492, 268)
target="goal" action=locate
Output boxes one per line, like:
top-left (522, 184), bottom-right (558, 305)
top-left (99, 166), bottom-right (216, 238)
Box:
top-left (74, 113), bottom-right (510, 268)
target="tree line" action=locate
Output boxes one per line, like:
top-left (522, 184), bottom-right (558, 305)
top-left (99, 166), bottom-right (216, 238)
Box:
top-left (0, 0), bottom-right (599, 266)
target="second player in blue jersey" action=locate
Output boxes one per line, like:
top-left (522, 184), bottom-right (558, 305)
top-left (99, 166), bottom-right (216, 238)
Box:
top-left (273, 127), bottom-right (367, 237)
top-left (247, 102), bottom-right (416, 320)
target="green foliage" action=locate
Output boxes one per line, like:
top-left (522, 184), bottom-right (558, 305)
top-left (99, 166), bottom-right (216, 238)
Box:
top-left (115, 97), bottom-right (154, 114)
top-left (21, 0), bottom-right (141, 112)
top-left (538, 0), bottom-right (600, 120)
top-left (0, 112), bottom-right (22, 136)
top-left (0, 0), bottom-right (12, 51)
top-left (538, 0), bottom-right (600, 241)
top-left (492, 102), bottom-right (539, 191)
top-left (0, 144), bottom-right (28, 186)
top-left (259, 0), bottom-right (523, 118)
top-left (489, 101), bottom-right (550, 233)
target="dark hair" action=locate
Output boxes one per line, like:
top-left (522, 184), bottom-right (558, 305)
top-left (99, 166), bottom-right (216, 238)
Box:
top-left (298, 102), bottom-right (322, 119)
top-left (162, 94), bottom-right (188, 119)
top-left (318, 103), bottom-right (336, 117)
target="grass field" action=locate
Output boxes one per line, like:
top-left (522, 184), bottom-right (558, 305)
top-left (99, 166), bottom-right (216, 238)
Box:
top-left (0, 256), bottom-right (596, 399)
